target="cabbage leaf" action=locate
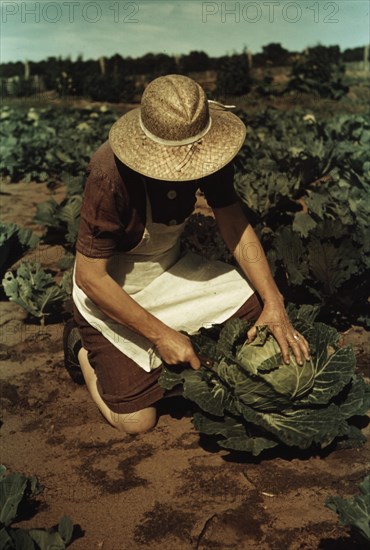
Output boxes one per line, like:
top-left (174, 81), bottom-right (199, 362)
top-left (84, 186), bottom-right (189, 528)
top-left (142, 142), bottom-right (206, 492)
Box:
top-left (326, 475), bottom-right (370, 544)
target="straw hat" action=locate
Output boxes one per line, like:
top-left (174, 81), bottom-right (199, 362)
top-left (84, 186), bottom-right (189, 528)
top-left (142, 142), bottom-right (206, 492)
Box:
top-left (109, 74), bottom-right (246, 181)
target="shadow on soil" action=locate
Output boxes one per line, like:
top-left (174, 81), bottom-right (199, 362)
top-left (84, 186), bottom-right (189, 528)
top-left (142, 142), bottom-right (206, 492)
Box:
top-left (319, 533), bottom-right (366, 549)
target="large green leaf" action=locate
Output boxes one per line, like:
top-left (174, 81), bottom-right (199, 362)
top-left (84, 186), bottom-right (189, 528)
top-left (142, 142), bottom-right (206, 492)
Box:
top-left (0, 471), bottom-right (40, 527)
top-left (0, 222), bottom-right (39, 277)
top-left (33, 199), bottom-right (60, 227)
top-left (59, 196), bottom-right (82, 245)
top-left (338, 377), bottom-right (370, 419)
top-left (237, 401), bottom-right (349, 449)
top-left (326, 475), bottom-right (370, 543)
top-left (9, 529), bottom-right (35, 549)
top-left (306, 191), bottom-right (327, 219)
top-left (33, 196), bottom-right (81, 247)
top-left (29, 529), bottom-right (67, 550)
top-left (308, 239), bottom-right (359, 295)
top-left (184, 367), bottom-right (242, 417)
top-left (58, 516), bottom-right (74, 545)
top-left (299, 345), bottom-right (355, 406)
top-left (158, 364), bottom-right (185, 391)
top-left (160, 366), bottom-right (228, 417)
top-left (292, 212), bottom-right (317, 237)
top-left (273, 227), bottom-right (309, 286)
top-left (298, 322), bottom-right (355, 406)
top-left (160, 360), bottom-right (244, 418)
top-left (192, 412), bottom-right (279, 455)
top-left (216, 318), bottom-right (250, 356)
top-left (285, 303), bottom-right (320, 325)
top-left (0, 528), bottom-right (13, 550)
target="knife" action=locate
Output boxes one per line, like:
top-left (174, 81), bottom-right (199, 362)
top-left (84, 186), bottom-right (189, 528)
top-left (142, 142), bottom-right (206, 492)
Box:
top-left (197, 353), bottom-right (216, 370)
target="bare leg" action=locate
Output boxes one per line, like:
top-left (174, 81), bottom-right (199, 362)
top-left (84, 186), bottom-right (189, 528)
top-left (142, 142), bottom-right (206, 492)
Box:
top-left (77, 347), bottom-right (157, 434)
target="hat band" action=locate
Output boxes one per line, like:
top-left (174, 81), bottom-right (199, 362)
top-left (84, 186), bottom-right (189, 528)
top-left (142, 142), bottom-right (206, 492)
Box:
top-left (138, 100), bottom-right (236, 147)
top-left (139, 114), bottom-right (212, 147)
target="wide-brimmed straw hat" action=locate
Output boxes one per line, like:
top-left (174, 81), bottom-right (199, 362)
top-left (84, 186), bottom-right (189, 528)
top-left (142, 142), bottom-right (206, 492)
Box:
top-left (109, 74), bottom-right (246, 181)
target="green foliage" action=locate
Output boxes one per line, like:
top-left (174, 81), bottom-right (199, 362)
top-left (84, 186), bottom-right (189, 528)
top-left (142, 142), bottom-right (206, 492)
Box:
top-left (62, 172), bottom-right (85, 197)
top-left (1, 77), bottom-right (36, 98)
top-left (0, 105), bottom-right (119, 183)
top-left (33, 195), bottom-right (82, 249)
top-left (234, 108), bottom-right (370, 327)
top-left (159, 305), bottom-right (370, 455)
top-left (2, 262), bottom-right (69, 324)
top-left (262, 43), bottom-right (290, 66)
top-left (57, 252), bottom-right (75, 271)
top-left (178, 51), bottom-right (211, 73)
top-left (132, 53), bottom-right (178, 79)
top-left (287, 45), bottom-right (349, 99)
top-left (326, 475), bottom-right (370, 544)
top-left (84, 74), bottom-right (136, 103)
top-left (181, 214), bottom-right (233, 264)
top-left (0, 222), bottom-right (39, 278)
top-left (0, 466), bottom-right (74, 549)
top-left (216, 53), bottom-right (252, 98)
top-left (55, 71), bottom-right (76, 97)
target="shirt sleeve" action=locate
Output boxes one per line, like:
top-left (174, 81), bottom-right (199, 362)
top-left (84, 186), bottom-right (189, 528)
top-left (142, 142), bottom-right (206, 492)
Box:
top-left (198, 161), bottom-right (239, 209)
top-left (76, 164), bottom-right (128, 258)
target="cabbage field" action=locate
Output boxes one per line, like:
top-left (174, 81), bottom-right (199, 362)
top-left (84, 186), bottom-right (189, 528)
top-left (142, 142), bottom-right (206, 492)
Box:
top-left (1, 94), bottom-right (369, 549)
top-left (1, 103), bottom-right (369, 328)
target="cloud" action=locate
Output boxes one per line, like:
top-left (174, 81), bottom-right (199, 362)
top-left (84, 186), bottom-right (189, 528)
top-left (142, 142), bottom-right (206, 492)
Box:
top-left (1, 0), bottom-right (369, 62)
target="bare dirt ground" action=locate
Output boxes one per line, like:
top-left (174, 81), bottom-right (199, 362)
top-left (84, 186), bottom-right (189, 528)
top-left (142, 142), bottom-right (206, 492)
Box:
top-left (1, 181), bottom-right (369, 550)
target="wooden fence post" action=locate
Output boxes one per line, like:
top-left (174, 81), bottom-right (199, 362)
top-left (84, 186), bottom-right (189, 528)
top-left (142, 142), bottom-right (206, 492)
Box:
top-left (364, 45), bottom-right (369, 72)
top-left (24, 60), bottom-right (30, 80)
top-left (99, 56), bottom-right (106, 76)
top-left (247, 49), bottom-right (253, 69)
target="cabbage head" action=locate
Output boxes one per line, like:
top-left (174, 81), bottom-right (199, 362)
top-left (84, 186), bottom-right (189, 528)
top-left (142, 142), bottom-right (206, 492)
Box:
top-left (159, 304), bottom-right (370, 455)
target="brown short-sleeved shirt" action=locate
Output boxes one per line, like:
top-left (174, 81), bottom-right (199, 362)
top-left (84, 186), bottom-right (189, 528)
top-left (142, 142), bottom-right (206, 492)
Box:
top-left (76, 141), bottom-right (239, 259)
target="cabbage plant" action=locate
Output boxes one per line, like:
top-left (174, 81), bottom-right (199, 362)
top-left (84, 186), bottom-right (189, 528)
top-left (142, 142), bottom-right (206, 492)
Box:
top-left (0, 466), bottom-right (74, 549)
top-left (159, 305), bottom-right (370, 455)
top-left (326, 475), bottom-right (370, 544)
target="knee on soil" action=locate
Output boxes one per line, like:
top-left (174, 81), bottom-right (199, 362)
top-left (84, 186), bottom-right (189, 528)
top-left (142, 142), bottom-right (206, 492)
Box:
top-left (109, 407), bottom-right (157, 435)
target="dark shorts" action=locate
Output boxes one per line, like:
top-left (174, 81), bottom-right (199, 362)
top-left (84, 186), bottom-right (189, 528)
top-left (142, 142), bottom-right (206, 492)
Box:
top-left (73, 293), bottom-right (263, 413)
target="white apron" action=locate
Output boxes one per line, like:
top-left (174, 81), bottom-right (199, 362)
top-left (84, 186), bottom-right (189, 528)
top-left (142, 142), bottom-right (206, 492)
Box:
top-left (72, 179), bottom-right (255, 372)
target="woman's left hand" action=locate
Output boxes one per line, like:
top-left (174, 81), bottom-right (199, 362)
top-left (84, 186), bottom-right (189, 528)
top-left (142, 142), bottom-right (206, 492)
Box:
top-left (246, 299), bottom-right (311, 366)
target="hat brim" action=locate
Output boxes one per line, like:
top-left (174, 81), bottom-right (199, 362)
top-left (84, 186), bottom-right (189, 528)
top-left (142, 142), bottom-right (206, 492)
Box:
top-left (108, 105), bottom-right (247, 181)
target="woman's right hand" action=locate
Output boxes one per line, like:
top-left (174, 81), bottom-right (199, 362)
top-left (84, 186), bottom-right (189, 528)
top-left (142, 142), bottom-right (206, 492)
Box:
top-left (75, 252), bottom-right (201, 370)
top-left (154, 328), bottom-right (201, 370)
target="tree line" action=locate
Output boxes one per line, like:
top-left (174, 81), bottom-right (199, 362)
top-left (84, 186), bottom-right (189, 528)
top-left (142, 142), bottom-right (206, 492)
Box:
top-left (0, 44), bottom-right (366, 102)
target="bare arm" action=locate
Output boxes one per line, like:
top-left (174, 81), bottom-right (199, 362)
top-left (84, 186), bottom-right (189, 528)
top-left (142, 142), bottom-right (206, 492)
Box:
top-left (213, 202), bottom-right (310, 365)
top-left (75, 251), bottom-right (200, 369)
top-left (213, 202), bottom-right (283, 304)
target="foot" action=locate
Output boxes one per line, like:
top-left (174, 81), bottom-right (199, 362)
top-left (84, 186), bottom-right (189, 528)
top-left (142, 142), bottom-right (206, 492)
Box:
top-left (63, 318), bottom-right (84, 385)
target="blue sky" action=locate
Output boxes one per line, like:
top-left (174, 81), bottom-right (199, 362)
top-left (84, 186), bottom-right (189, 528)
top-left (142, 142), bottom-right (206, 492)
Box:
top-left (1, 0), bottom-right (369, 63)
